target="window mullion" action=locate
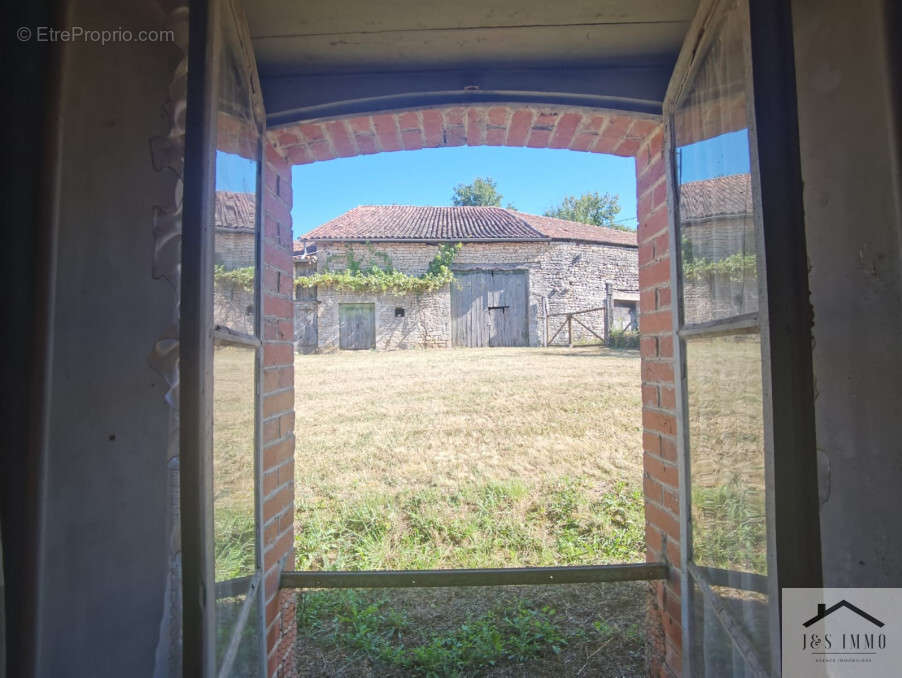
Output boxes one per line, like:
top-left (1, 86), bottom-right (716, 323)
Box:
top-left (678, 312), bottom-right (758, 339)
top-left (663, 115), bottom-right (696, 678)
top-left (252, 130), bottom-right (267, 678)
top-left (180, 0), bottom-right (221, 673)
top-left (213, 327), bottom-right (262, 348)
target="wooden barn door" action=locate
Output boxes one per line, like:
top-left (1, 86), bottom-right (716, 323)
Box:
top-left (295, 302), bottom-right (318, 353)
top-left (451, 270), bottom-right (528, 347)
top-left (339, 303), bottom-right (375, 349)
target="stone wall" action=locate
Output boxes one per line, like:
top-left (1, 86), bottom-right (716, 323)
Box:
top-left (213, 282), bottom-right (256, 335)
top-left (317, 288), bottom-right (452, 350)
top-left (681, 214), bottom-right (757, 325)
top-left (304, 239), bottom-right (638, 350)
top-left (215, 227), bottom-right (255, 269)
top-left (213, 227), bottom-right (257, 334)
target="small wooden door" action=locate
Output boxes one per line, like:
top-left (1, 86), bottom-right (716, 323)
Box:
top-left (451, 271), bottom-right (529, 347)
top-left (295, 302), bottom-right (318, 353)
top-left (339, 303), bottom-right (375, 350)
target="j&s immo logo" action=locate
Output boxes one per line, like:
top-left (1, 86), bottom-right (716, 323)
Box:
top-left (784, 589), bottom-right (899, 678)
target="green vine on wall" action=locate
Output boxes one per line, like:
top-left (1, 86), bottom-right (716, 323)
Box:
top-left (214, 264), bottom-right (255, 292)
top-left (682, 252), bottom-right (757, 283)
top-left (295, 242), bottom-right (462, 295)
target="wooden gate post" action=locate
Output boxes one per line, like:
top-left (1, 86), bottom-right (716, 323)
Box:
top-left (604, 282), bottom-right (613, 344)
top-left (543, 297), bottom-right (549, 347)
top-left (567, 314), bottom-right (573, 347)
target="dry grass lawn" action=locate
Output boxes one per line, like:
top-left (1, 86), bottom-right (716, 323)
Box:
top-left (212, 338), bottom-right (769, 675)
top-left (686, 334), bottom-right (767, 574)
top-left (295, 346), bottom-right (643, 504)
top-left (216, 344), bottom-right (653, 676)
top-left (293, 346), bottom-right (645, 571)
top-left (213, 345), bottom-right (258, 580)
top-left (290, 346), bottom-right (650, 676)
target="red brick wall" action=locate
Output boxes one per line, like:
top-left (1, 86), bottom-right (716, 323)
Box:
top-left (261, 137), bottom-right (297, 678)
top-left (635, 127), bottom-right (682, 677)
top-left (274, 104), bottom-right (679, 676)
top-left (274, 105), bottom-right (658, 161)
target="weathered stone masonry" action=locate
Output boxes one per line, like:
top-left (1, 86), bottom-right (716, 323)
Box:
top-left (307, 240), bottom-right (638, 351)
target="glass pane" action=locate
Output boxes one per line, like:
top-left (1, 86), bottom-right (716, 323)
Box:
top-left (214, 344), bottom-right (257, 581)
top-left (687, 333), bottom-right (770, 665)
top-left (213, 3), bottom-right (260, 337)
top-left (688, 334), bottom-right (766, 575)
top-left (691, 581), bottom-right (764, 677)
top-left (675, 0), bottom-right (758, 325)
top-left (214, 158), bottom-right (257, 336)
top-left (295, 583), bottom-right (650, 676)
top-left (215, 587), bottom-right (261, 677)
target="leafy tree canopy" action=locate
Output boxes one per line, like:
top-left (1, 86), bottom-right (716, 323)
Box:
top-left (544, 192), bottom-right (629, 230)
top-left (452, 177), bottom-right (506, 207)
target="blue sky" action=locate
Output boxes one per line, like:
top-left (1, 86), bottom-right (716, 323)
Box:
top-left (216, 151), bottom-right (257, 194)
top-left (216, 129), bottom-right (751, 237)
top-left (677, 129), bottom-right (750, 184)
top-left (288, 146), bottom-right (638, 237)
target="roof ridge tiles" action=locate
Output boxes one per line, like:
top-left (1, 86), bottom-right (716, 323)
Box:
top-left (301, 204), bottom-right (637, 247)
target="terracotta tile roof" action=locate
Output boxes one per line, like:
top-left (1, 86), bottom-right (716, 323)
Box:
top-left (301, 205), bottom-right (637, 247)
top-left (214, 191), bottom-right (255, 230)
top-left (510, 211), bottom-right (637, 246)
top-left (678, 173), bottom-right (752, 221)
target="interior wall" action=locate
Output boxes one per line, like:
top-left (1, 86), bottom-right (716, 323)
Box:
top-left (791, 0), bottom-right (902, 586)
top-left (34, 0), bottom-right (182, 675)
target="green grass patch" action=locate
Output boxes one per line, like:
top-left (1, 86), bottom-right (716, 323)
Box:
top-left (296, 585), bottom-right (649, 677)
top-left (607, 329), bottom-right (640, 349)
top-left (214, 508), bottom-right (256, 581)
top-left (298, 591), bottom-right (568, 677)
top-left (692, 476), bottom-right (767, 574)
top-left (295, 479), bottom-right (644, 571)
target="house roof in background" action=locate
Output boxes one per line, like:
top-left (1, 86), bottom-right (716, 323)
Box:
top-left (511, 211), bottom-right (637, 246)
top-left (678, 173), bottom-right (752, 221)
top-left (299, 205), bottom-right (637, 247)
top-left (214, 191), bottom-right (256, 230)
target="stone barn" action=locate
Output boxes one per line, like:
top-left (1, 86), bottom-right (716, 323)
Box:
top-left (213, 190), bottom-right (257, 335)
top-left (677, 173), bottom-right (757, 325)
top-left (294, 205), bottom-right (639, 351)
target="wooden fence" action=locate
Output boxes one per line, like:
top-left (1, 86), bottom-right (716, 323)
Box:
top-left (545, 306), bottom-right (609, 347)
top-left (543, 282), bottom-right (616, 347)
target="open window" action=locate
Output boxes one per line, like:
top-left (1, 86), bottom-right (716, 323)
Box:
top-left (181, 0), bottom-right (267, 675)
top-left (664, 0), bottom-right (821, 673)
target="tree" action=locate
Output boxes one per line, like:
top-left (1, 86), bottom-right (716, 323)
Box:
top-left (544, 192), bottom-right (629, 230)
top-left (452, 177), bottom-right (504, 207)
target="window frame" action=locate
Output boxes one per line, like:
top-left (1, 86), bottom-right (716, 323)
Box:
top-left (663, 0), bottom-right (822, 674)
top-left (181, 0), bottom-right (268, 675)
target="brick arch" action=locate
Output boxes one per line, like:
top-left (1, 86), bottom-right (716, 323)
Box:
top-left (263, 102), bottom-right (681, 678)
top-left (272, 104), bottom-right (658, 164)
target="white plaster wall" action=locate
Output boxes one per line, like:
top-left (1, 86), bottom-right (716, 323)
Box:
top-left (35, 1), bottom-right (182, 675)
top-left (792, 0), bottom-right (902, 586)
